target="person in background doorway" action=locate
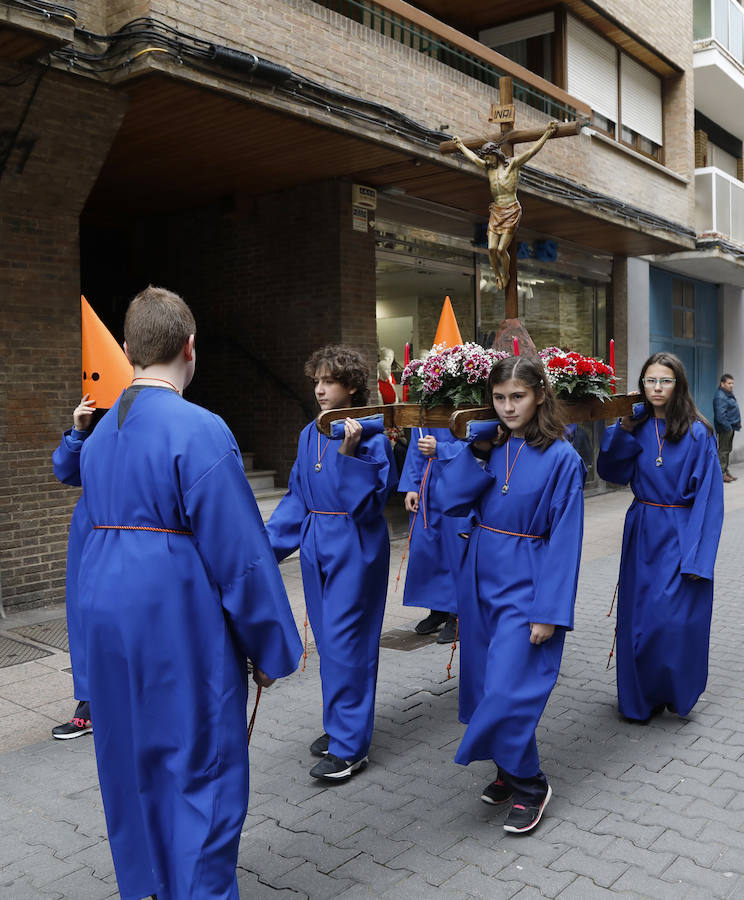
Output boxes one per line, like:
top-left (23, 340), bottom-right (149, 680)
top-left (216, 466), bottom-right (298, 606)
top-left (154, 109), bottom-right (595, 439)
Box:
top-left (713, 373), bottom-right (740, 482)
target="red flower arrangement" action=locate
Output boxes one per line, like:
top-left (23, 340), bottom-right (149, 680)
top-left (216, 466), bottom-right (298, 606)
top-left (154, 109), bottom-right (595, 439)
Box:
top-left (539, 348), bottom-right (615, 401)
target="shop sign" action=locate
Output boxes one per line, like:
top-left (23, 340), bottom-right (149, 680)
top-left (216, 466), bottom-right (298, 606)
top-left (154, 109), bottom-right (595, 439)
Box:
top-left (352, 206), bottom-right (369, 232)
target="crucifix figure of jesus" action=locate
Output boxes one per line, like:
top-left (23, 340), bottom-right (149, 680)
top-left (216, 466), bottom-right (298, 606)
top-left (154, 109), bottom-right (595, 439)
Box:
top-left (439, 77), bottom-right (584, 329)
top-left (451, 121), bottom-right (559, 291)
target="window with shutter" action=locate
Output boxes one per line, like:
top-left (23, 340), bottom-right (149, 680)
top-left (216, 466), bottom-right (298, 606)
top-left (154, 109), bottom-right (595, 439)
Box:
top-left (620, 53), bottom-right (663, 146)
top-left (566, 15), bottom-right (618, 135)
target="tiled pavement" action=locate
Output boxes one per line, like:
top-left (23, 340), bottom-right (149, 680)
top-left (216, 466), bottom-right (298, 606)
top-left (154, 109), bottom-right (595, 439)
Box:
top-left (3, 470), bottom-right (744, 898)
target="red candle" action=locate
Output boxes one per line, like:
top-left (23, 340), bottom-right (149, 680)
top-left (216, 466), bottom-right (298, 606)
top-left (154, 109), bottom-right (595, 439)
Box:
top-left (609, 338), bottom-right (616, 394)
top-left (513, 337), bottom-right (520, 356)
top-left (402, 342), bottom-right (410, 401)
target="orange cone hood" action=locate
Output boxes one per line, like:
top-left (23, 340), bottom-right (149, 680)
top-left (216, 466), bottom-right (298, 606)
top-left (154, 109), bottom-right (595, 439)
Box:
top-left (432, 295), bottom-right (463, 349)
top-left (81, 295), bottom-right (132, 408)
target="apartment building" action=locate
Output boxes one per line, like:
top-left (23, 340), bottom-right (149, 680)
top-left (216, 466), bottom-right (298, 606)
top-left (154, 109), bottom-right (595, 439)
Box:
top-left (0, 0), bottom-right (701, 610)
top-left (642, 0), bottom-right (744, 424)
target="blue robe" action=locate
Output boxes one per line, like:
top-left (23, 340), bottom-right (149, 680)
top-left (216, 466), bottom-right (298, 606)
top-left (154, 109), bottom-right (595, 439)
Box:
top-left (52, 429), bottom-right (92, 703)
top-left (398, 428), bottom-right (470, 614)
top-left (438, 439), bottom-right (585, 777)
top-left (78, 387), bottom-right (302, 900)
top-left (597, 418), bottom-right (723, 719)
top-left (266, 421), bottom-right (397, 762)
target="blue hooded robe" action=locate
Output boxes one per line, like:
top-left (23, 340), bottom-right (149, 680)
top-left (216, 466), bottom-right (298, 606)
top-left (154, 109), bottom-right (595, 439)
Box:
top-left (597, 418), bottom-right (724, 720)
top-left (438, 439), bottom-right (585, 778)
top-left (52, 428), bottom-right (92, 703)
top-left (78, 387), bottom-right (302, 900)
top-left (398, 427), bottom-right (470, 615)
top-left (266, 421), bottom-right (397, 763)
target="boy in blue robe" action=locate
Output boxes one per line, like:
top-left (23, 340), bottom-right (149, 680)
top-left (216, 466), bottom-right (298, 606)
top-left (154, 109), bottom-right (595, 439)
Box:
top-left (399, 427), bottom-right (470, 643)
top-left (266, 345), bottom-right (397, 782)
top-left (51, 395), bottom-right (97, 739)
top-left (597, 352), bottom-right (724, 722)
top-left (78, 285), bottom-right (302, 900)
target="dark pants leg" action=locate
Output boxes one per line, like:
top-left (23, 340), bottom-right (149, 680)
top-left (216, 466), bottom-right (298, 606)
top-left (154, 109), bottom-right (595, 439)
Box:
top-left (74, 700), bottom-right (91, 721)
top-left (718, 429), bottom-right (733, 474)
top-left (500, 767), bottom-right (548, 805)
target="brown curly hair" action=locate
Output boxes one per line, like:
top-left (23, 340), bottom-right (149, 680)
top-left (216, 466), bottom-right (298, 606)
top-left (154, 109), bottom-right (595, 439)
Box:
top-left (487, 355), bottom-right (566, 450)
top-left (304, 345), bottom-right (370, 407)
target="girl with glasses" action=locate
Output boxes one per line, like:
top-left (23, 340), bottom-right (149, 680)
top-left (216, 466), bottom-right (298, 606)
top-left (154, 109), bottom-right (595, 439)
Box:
top-left (436, 356), bottom-right (586, 834)
top-left (597, 352), bottom-right (723, 723)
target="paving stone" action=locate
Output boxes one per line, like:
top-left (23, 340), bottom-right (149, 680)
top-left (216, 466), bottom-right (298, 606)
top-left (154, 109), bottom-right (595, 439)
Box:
top-left (439, 863), bottom-right (525, 899)
top-left (334, 826), bottom-right (414, 865)
top-left (379, 872), bottom-right (473, 899)
top-left (272, 831), bottom-right (361, 874)
top-left (330, 852), bottom-right (413, 890)
top-left (236, 869), bottom-right (306, 898)
top-left (548, 847), bottom-right (628, 888)
top-left (45, 867), bottom-right (118, 899)
top-left (602, 836), bottom-right (676, 876)
top-left (661, 856), bottom-right (744, 897)
top-left (556, 874), bottom-right (627, 898)
top-left (498, 857), bottom-right (577, 898)
top-left (271, 861), bottom-right (356, 897)
top-left (439, 836), bottom-right (518, 876)
top-left (593, 866), bottom-right (681, 900)
top-left (385, 845), bottom-right (465, 886)
top-left (591, 812), bottom-right (664, 848)
top-left (649, 829), bottom-right (724, 868)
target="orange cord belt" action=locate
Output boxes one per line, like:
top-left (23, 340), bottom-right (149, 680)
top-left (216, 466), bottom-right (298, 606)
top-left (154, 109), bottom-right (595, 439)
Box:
top-left (93, 525), bottom-right (193, 535)
top-left (478, 523), bottom-right (546, 540)
top-left (309, 510), bottom-right (349, 516)
top-left (633, 497), bottom-right (692, 509)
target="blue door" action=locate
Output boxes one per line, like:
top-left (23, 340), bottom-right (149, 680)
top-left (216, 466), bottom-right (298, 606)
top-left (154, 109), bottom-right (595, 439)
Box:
top-left (649, 268), bottom-right (719, 424)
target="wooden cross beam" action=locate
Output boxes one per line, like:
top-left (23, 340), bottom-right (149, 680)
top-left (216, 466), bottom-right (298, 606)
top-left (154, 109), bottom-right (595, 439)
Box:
top-left (316, 394), bottom-right (636, 438)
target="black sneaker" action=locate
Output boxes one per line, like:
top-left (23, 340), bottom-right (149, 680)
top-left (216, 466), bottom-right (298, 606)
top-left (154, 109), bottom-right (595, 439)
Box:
top-left (309, 753), bottom-right (368, 782)
top-left (436, 615), bottom-right (458, 644)
top-left (503, 784), bottom-right (552, 834)
top-left (310, 733), bottom-right (330, 757)
top-left (414, 610), bottom-right (449, 635)
top-left (481, 776), bottom-right (513, 806)
top-left (52, 717), bottom-right (93, 740)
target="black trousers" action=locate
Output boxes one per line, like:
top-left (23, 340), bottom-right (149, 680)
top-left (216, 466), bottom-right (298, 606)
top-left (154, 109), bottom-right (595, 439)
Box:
top-left (499, 766), bottom-right (548, 805)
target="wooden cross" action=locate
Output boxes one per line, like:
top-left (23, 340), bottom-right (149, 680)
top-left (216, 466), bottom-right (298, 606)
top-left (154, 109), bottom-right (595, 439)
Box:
top-left (439, 77), bottom-right (584, 353)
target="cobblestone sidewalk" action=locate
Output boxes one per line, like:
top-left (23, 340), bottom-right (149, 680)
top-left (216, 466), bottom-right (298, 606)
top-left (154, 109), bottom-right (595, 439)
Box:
top-left (2, 476), bottom-right (744, 898)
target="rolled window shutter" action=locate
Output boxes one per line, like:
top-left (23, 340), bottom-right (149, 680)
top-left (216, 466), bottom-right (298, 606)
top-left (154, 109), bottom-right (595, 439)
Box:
top-left (479, 12), bottom-right (555, 48)
top-left (566, 15), bottom-right (618, 124)
top-left (620, 53), bottom-right (663, 146)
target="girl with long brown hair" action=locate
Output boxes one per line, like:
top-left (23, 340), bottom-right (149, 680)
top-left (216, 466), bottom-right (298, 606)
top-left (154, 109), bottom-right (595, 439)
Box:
top-left (597, 351), bottom-right (723, 723)
top-left (437, 354), bottom-right (586, 835)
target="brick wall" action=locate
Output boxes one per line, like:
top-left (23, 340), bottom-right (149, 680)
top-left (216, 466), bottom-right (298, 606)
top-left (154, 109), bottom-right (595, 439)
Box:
top-left (143, 0), bottom-right (695, 229)
top-left (0, 62), bottom-right (126, 611)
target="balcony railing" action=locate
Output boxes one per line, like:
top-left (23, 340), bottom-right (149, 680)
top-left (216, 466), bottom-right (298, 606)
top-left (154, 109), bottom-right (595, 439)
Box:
top-left (696, 167), bottom-right (744, 244)
top-left (694, 0), bottom-right (744, 65)
top-left (313, 0), bottom-right (591, 122)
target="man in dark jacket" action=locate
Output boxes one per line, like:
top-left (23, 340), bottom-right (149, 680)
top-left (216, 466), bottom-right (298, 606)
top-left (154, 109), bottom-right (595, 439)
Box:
top-left (713, 374), bottom-right (741, 482)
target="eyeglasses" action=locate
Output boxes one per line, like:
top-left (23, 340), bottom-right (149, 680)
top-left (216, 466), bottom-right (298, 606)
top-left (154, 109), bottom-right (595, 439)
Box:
top-left (642, 377), bottom-right (676, 387)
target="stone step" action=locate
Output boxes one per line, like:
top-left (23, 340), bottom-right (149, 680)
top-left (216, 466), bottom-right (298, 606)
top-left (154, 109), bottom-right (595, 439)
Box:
top-left (246, 469), bottom-right (279, 493)
top-left (241, 451), bottom-right (255, 472)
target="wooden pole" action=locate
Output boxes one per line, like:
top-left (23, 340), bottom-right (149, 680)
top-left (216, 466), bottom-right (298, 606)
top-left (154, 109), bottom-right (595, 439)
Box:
top-left (505, 235), bottom-right (519, 320)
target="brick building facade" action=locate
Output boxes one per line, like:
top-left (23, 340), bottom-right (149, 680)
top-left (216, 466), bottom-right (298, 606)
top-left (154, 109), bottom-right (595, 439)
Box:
top-left (1, 0), bottom-right (702, 610)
